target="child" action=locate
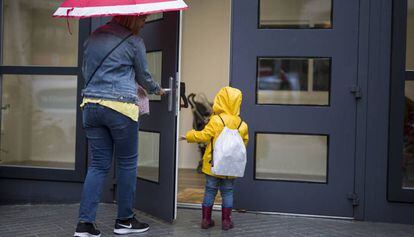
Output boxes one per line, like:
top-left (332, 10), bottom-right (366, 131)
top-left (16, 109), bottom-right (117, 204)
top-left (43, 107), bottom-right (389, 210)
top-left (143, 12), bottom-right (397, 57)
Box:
top-left (182, 86), bottom-right (249, 230)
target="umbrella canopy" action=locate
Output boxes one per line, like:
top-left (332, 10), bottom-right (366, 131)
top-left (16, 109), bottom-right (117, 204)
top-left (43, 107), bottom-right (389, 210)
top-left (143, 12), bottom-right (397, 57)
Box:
top-left (53, 0), bottom-right (188, 18)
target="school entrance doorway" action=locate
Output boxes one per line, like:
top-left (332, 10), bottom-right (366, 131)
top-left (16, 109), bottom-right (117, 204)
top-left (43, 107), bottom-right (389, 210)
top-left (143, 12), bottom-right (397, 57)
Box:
top-left (177, 0), bottom-right (359, 218)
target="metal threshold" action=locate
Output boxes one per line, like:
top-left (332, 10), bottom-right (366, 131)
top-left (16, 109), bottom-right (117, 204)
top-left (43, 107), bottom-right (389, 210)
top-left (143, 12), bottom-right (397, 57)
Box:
top-left (177, 203), bottom-right (354, 220)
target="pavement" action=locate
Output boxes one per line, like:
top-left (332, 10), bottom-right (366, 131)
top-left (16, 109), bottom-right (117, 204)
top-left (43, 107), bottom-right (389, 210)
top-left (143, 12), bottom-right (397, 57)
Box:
top-left (0, 203), bottom-right (414, 237)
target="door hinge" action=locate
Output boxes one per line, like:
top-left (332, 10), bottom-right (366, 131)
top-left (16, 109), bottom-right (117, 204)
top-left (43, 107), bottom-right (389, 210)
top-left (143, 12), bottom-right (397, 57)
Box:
top-left (347, 192), bottom-right (359, 206)
top-left (350, 85), bottom-right (362, 99)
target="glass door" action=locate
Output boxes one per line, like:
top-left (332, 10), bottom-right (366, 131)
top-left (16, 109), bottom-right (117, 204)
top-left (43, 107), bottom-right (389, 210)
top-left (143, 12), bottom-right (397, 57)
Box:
top-left (135, 12), bottom-right (180, 222)
top-left (96, 13), bottom-right (179, 222)
top-left (231, 0), bottom-right (359, 217)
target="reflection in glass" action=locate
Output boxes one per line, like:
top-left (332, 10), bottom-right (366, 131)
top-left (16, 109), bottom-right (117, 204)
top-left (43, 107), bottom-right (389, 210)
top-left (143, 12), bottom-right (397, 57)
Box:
top-left (2, 0), bottom-right (79, 66)
top-left (403, 81), bottom-right (414, 188)
top-left (147, 13), bottom-right (163, 22)
top-left (259, 0), bottom-right (332, 29)
top-left (0, 75), bottom-right (77, 169)
top-left (255, 133), bottom-right (328, 183)
top-left (257, 58), bottom-right (331, 105)
top-left (137, 131), bottom-right (160, 182)
top-left (146, 51), bottom-right (163, 101)
top-left (407, 0), bottom-right (414, 70)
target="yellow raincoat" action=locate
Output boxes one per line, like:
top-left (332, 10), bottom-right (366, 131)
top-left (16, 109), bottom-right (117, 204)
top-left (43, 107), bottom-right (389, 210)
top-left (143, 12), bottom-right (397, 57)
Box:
top-left (186, 87), bottom-right (249, 178)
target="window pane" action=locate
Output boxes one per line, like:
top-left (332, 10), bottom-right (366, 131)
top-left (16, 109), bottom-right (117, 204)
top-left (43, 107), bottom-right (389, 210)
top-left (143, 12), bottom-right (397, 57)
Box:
top-left (407, 0), bottom-right (414, 70)
top-left (255, 133), bottom-right (328, 183)
top-left (146, 51), bottom-right (163, 101)
top-left (2, 0), bottom-right (79, 66)
top-left (257, 58), bottom-right (331, 105)
top-left (0, 75), bottom-right (77, 170)
top-left (137, 131), bottom-right (160, 182)
top-left (147, 13), bottom-right (163, 22)
top-left (404, 81), bottom-right (414, 188)
top-left (259, 0), bottom-right (332, 29)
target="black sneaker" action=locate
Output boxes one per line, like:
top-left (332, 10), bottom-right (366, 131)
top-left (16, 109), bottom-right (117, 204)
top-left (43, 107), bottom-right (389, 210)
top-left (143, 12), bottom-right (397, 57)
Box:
top-left (74, 222), bottom-right (101, 237)
top-left (114, 215), bottom-right (150, 235)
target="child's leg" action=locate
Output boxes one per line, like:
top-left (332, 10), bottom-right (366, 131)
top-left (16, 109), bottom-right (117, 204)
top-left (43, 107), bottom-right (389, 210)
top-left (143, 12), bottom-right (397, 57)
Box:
top-left (203, 175), bottom-right (219, 207)
top-left (219, 178), bottom-right (235, 208)
top-left (219, 178), bottom-right (235, 230)
top-left (201, 175), bottom-right (219, 229)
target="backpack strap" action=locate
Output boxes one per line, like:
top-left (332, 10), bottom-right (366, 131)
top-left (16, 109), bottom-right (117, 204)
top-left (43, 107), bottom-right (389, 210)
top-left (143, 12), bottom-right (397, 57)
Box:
top-left (210, 115), bottom-right (224, 167)
top-left (237, 119), bottom-right (243, 129)
top-left (210, 137), bottom-right (214, 167)
top-left (218, 115), bottom-right (226, 126)
top-left (219, 114), bottom-right (243, 130)
top-left (84, 33), bottom-right (133, 89)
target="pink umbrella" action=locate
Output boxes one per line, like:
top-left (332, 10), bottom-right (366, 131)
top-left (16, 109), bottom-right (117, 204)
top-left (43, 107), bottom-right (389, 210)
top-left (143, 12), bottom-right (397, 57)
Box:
top-left (53, 0), bottom-right (188, 18)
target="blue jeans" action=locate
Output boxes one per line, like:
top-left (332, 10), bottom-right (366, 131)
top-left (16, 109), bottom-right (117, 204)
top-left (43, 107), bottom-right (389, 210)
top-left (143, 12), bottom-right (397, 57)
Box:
top-left (79, 103), bottom-right (138, 222)
top-left (203, 175), bottom-right (235, 208)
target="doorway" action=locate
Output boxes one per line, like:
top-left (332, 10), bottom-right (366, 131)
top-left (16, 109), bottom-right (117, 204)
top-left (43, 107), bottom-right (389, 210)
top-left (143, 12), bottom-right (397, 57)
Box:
top-left (177, 0), bottom-right (231, 206)
top-left (178, 0), bottom-right (360, 219)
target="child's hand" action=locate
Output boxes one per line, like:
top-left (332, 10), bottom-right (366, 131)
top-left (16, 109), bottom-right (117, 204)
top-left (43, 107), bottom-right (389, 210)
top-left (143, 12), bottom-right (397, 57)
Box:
top-left (179, 135), bottom-right (187, 141)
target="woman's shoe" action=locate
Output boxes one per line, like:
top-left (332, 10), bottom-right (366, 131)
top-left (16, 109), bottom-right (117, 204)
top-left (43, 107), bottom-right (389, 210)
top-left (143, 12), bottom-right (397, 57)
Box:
top-left (114, 214), bottom-right (149, 235)
top-left (74, 222), bottom-right (101, 237)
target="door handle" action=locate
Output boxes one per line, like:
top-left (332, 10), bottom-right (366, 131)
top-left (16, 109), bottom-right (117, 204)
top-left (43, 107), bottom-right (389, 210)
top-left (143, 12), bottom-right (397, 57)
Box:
top-left (167, 76), bottom-right (174, 112)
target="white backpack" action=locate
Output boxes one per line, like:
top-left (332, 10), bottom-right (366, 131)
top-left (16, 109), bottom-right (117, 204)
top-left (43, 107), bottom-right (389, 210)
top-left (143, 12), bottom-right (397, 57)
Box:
top-left (211, 116), bottom-right (247, 177)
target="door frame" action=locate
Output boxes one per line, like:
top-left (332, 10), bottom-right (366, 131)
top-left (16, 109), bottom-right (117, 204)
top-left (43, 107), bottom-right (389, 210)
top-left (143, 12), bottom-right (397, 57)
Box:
top-left (174, 0), bottom-right (371, 220)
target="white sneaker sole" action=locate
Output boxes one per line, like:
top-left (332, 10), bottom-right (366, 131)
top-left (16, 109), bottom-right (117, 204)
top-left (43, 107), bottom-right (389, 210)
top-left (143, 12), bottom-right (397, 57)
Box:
top-left (114, 226), bottom-right (150, 235)
top-left (73, 232), bottom-right (101, 237)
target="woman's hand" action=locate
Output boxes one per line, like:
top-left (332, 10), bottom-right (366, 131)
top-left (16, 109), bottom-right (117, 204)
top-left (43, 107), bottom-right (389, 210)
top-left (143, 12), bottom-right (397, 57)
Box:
top-left (156, 88), bottom-right (166, 96)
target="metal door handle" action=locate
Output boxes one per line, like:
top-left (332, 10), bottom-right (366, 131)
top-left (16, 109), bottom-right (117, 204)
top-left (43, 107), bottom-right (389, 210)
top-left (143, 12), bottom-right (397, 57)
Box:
top-left (168, 77), bottom-right (174, 112)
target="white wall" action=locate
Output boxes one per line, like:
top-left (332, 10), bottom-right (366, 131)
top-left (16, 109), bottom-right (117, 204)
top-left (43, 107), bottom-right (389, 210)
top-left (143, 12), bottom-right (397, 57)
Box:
top-left (179, 0), bottom-right (231, 169)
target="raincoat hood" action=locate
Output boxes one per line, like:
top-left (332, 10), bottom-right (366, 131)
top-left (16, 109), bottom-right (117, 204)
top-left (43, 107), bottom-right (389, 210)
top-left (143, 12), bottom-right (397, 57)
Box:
top-left (212, 87), bottom-right (242, 116)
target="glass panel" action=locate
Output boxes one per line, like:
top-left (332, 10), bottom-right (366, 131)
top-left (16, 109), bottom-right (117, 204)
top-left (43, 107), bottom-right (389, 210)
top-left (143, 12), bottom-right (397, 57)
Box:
top-left (147, 13), bottom-right (163, 22)
top-left (257, 58), bottom-right (331, 105)
top-left (2, 0), bottom-right (79, 66)
top-left (403, 81), bottom-right (414, 188)
top-left (407, 0), bottom-right (414, 70)
top-left (137, 131), bottom-right (160, 182)
top-left (0, 75), bottom-right (77, 170)
top-left (255, 133), bottom-right (328, 183)
top-left (146, 51), bottom-right (163, 101)
top-left (259, 0), bottom-right (332, 29)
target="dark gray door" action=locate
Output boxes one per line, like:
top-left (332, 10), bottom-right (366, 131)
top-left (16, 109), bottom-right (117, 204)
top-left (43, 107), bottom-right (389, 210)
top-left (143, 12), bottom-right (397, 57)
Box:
top-left (134, 12), bottom-right (179, 222)
top-left (231, 0), bottom-right (359, 217)
top-left (98, 13), bottom-right (179, 222)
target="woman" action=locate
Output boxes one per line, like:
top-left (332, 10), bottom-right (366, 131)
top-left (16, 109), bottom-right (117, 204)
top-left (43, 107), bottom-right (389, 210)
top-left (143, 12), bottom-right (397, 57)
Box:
top-left (74, 15), bottom-right (164, 237)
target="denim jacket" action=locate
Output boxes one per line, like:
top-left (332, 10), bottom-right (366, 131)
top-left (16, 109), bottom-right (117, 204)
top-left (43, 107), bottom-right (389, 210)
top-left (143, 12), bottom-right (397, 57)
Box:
top-left (81, 20), bottom-right (161, 104)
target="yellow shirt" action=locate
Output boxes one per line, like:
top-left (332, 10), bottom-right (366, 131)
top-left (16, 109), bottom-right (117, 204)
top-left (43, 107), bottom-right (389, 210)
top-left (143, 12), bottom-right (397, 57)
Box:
top-left (80, 98), bottom-right (139, 122)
